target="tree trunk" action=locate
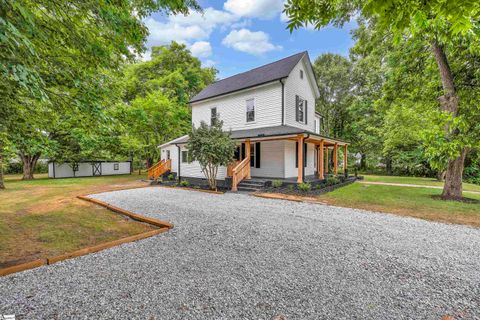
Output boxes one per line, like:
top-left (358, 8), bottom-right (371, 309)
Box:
top-left (19, 153), bottom-right (40, 180)
top-left (360, 153), bottom-right (367, 170)
top-left (436, 170), bottom-right (446, 182)
top-left (431, 40), bottom-right (464, 199)
top-left (442, 148), bottom-right (467, 199)
top-left (385, 157), bottom-right (393, 175)
top-left (0, 144), bottom-right (5, 190)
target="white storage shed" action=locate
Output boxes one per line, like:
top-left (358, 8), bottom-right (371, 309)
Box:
top-left (48, 161), bottom-right (132, 178)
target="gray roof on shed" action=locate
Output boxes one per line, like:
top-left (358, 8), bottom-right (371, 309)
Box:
top-left (190, 51), bottom-right (307, 103)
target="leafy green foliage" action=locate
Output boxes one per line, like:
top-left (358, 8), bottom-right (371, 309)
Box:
top-left (180, 180), bottom-right (190, 187)
top-left (117, 42), bottom-right (216, 167)
top-left (272, 180), bottom-right (283, 188)
top-left (313, 54), bottom-right (353, 138)
top-left (187, 121), bottom-right (235, 190)
top-left (284, 0), bottom-right (480, 195)
top-left (0, 0), bottom-right (200, 186)
top-left (297, 182), bottom-right (312, 192)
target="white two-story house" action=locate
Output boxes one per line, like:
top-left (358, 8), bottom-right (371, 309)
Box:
top-left (158, 51), bottom-right (348, 191)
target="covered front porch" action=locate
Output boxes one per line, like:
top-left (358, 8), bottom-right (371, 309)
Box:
top-left (227, 126), bottom-right (348, 191)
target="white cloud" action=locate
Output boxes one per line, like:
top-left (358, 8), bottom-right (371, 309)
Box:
top-left (145, 7), bottom-right (239, 49)
top-left (203, 59), bottom-right (216, 67)
top-left (224, 0), bottom-right (284, 19)
top-left (190, 41), bottom-right (212, 58)
top-left (222, 29), bottom-right (282, 55)
top-left (144, 17), bottom-right (207, 46)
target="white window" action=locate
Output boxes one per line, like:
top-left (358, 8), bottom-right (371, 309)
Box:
top-left (166, 150), bottom-right (170, 160)
top-left (211, 107), bottom-right (218, 126)
top-left (246, 98), bottom-right (255, 122)
top-left (181, 150), bottom-right (192, 163)
top-left (300, 69), bottom-right (304, 79)
top-left (114, 163), bottom-right (119, 171)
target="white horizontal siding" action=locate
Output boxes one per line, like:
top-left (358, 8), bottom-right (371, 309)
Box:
top-left (49, 162), bottom-right (130, 178)
top-left (284, 58), bottom-right (316, 132)
top-left (178, 145), bottom-right (227, 180)
top-left (160, 145), bottom-right (178, 174)
top-left (101, 162), bottom-right (130, 175)
top-left (250, 140), bottom-right (285, 178)
top-left (284, 141), bottom-right (316, 178)
top-left (191, 82), bottom-right (283, 131)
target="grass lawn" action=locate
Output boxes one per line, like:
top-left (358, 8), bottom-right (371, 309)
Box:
top-left (0, 173), bottom-right (153, 268)
top-left (318, 182), bottom-right (480, 227)
top-left (362, 174), bottom-right (480, 192)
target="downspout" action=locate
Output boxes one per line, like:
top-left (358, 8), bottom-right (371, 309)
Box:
top-left (280, 79), bottom-right (285, 125)
top-left (176, 144), bottom-right (181, 181)
top-left (303, 134), bottom-right (310, 181)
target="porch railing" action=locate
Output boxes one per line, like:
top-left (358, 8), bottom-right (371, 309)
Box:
top-left (230, 157), bottom-right (250, 192)
top-left (147, 159), bottom-right (171, 180)
top-left (227, 160), bottom-right (241, 177)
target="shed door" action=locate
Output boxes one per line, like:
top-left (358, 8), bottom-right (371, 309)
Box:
top-left (92, 162), bottom-right (102, 176)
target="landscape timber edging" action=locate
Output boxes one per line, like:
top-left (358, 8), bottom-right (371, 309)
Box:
top-left (77, 195), bottom-right (174, 228)
top-left (253, 192), bottom-right (328, 204)
top-left (0, 259), bottom-right (47, 277)
top-left (153, 184), bottom-right (224, 195)
top-left (0, 195), bottom-right (174, 277)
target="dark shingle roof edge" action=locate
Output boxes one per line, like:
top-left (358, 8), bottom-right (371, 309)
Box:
top-left (164, 126), bottom-right (348, 146)
top-left (189, 51), bottom-right (307, 103)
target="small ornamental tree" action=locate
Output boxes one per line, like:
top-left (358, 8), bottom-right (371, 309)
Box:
top-left (187, 121), bottom-right (236, 190)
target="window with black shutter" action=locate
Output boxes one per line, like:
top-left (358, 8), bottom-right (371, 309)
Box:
top-left (296, 95), bottom-right (306, 124)
top-left (246, 98), bottom-right (255, 122)
top-left (211, 107), bottom-right (218, 126)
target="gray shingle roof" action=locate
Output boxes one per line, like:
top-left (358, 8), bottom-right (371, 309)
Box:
top-left (190, 51), bottom-right (307, 103)
top-left (167, 125), bottom-right (347, 145)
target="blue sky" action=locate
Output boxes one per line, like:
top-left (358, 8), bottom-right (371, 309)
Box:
top-left (145, 0), bottom-right (356, 79)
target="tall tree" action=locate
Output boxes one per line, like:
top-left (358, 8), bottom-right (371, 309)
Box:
top-left (118, 42), bottom-right (217, 168)
top-left (0, 0), bottom-right (200, 185)
top-left (285, 0), bottom-right (480, 199)
top-left (313, 53), bottom-right (353, 138)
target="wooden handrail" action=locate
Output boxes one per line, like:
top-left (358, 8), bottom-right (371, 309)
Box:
top-left (147, 159), bottom-right (171, 180)
top-left (231, 157), bottom-right (250, 192)
top-left (227, 160), bottom-right (241, 177)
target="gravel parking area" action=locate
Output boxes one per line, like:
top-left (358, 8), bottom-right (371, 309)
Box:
top-left (1, 186), bottom-right (480, 319)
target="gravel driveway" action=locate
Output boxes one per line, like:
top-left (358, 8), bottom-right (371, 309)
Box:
top-left (1, 187), bottom-right (480, 319)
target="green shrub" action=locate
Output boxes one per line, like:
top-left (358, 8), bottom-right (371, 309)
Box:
top-left (180, 180), bottom-right (190, 187)
top-left (272, 180), bottom-right (283, 188)
top-left (297, 182), bottom-right (312, 192)
top-left (326, 176), bottom-right (340, 186)
top-left (167, 173), bottom-right (175, 181)
top-left (287, 184), bottom-right (295, 191)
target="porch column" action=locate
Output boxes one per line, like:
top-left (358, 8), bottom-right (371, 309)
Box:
top-left (297, 134), bottom-right (304, 183)
top-left (318, 140), bottom-right (324, 180)
top-left (325, 146), bottom-right (329, 174)
top-left (245, 139), bottom-right (251, 179)
top-left (333, 143), bottom-right (338, 175)
top-left (344, 144), bottom-right (348, 176)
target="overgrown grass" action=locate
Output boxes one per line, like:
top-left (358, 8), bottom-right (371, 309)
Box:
top-left (362, 174), bottom-right (480, 192)
top-left (318, 183), bottom-right (480, 227)
top-left (0, 173), bottom-right (153, 267)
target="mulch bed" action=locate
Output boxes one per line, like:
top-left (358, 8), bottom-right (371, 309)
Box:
top-left (263, 177), bottom-right (358, 197)
top-left (151, 180), bottom-right (227, 193)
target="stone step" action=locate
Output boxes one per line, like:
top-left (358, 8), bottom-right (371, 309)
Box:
top-left (237, 186), bottom-right (261, 192)
top-left (238, 181), bottom-right (265, 187)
